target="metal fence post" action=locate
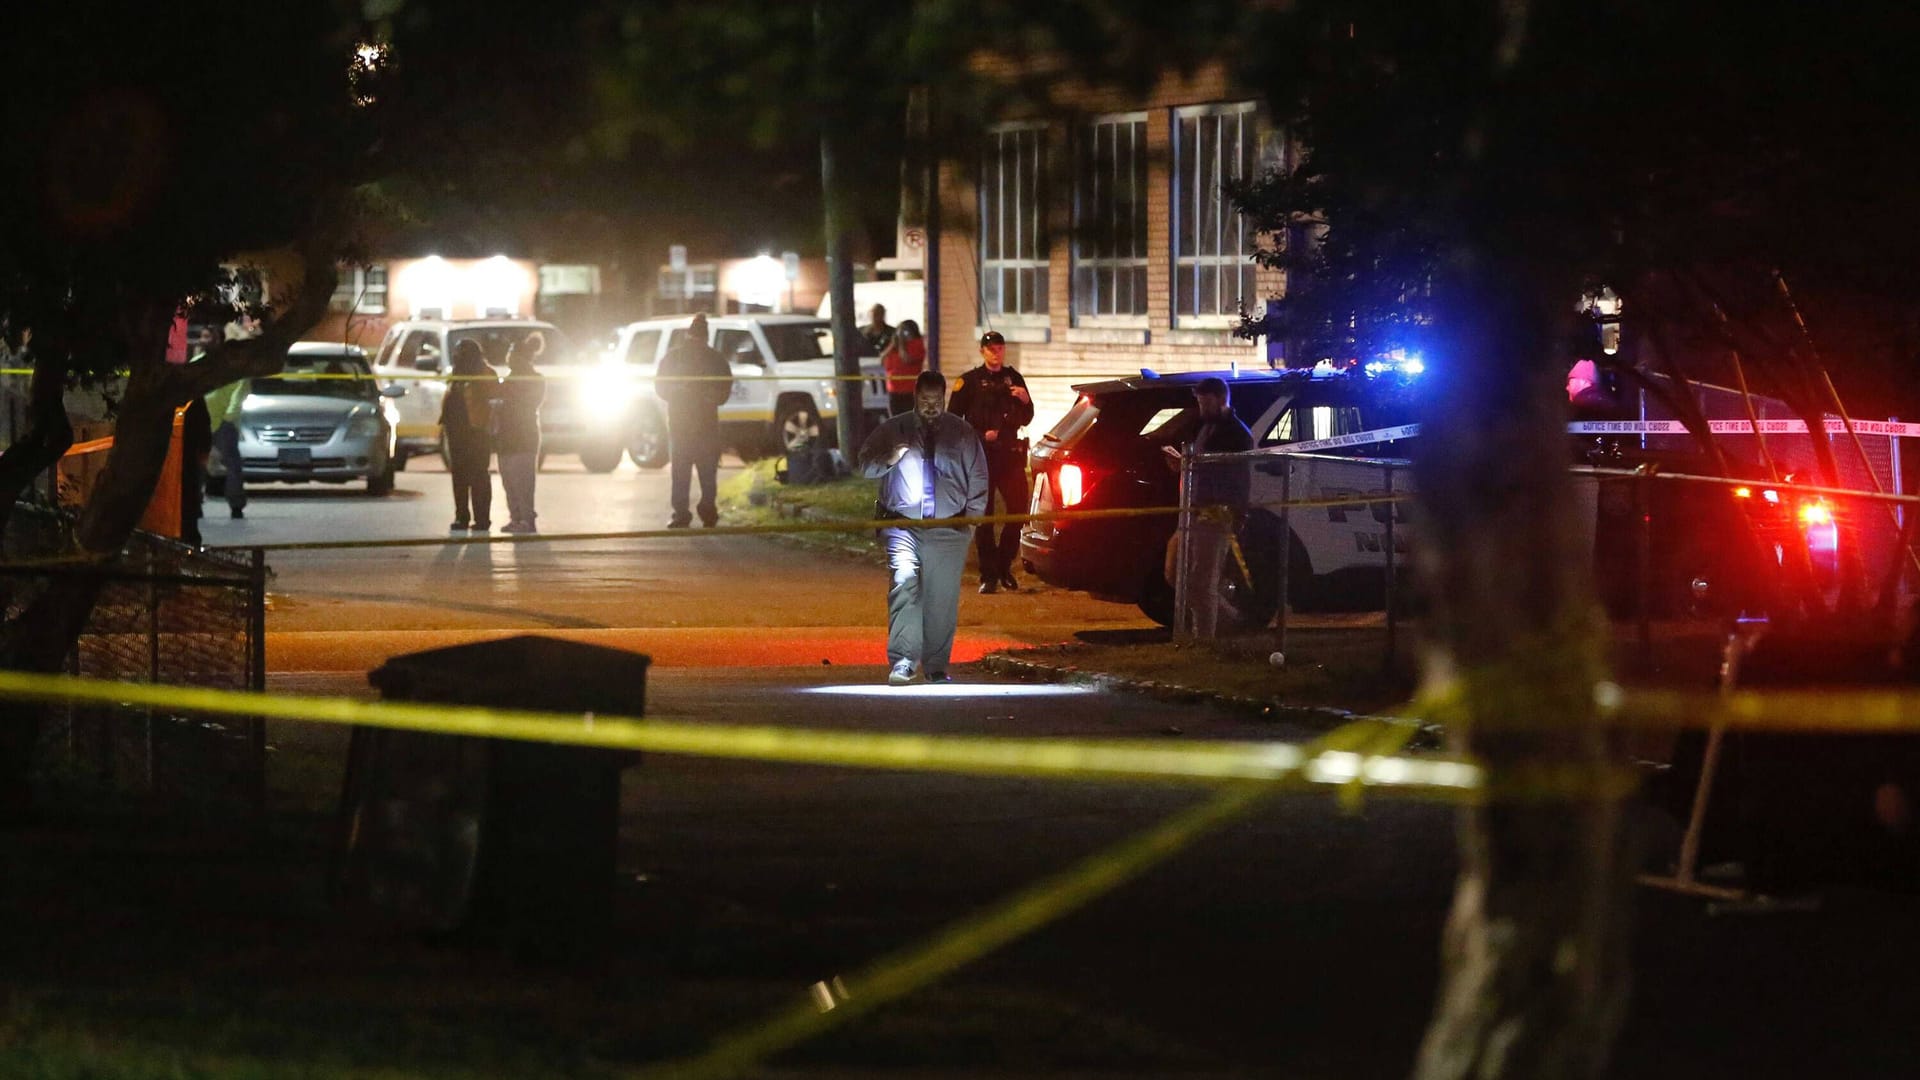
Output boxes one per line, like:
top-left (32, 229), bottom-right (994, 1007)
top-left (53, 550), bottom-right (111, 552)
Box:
top-left (1174, 450), bottom-right (1195, 643)
top-left (146, 555), bottom-right (160, 791)
top-left (248, 547), bottom-right (268, 810)
top-left (1383, 464), bottom-right (1397, 671)
top-left (1636, 473), bottom-right (1653, 670)
top-left (1275, 460), bottom-right (1291, 657)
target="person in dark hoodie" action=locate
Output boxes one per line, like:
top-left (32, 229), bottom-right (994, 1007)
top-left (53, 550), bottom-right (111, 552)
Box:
top-left (440, 339), bottom-right (498, 533)
top-left (496, 332), bottom-right (547, 533)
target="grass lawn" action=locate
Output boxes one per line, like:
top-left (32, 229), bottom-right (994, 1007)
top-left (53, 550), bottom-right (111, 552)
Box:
top-left (717, 458), bottom-right (881, 560)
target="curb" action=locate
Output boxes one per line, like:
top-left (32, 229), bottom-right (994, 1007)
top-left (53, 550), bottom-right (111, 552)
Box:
top-left (980, 647), bottom-right (1364, 731)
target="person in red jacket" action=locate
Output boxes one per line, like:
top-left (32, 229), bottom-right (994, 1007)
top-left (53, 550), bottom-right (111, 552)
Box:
top-left (879, 319), bottom-right (925, 415)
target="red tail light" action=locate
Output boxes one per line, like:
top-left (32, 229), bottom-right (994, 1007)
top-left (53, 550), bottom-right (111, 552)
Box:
top-left (1057, 463), bottom-right (1086, 507)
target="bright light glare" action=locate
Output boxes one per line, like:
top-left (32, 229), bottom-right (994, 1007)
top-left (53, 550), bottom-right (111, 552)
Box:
top-left (732, 254), bottom-right (787, 310)
top-left (800, 683), bottom-right (1095, 699)
top-left (1798, 500), bottom-right (1833, 526)
top-left (474, 255), bottom-right (526, 317)
top-left (1057, 463), bottom-right (1085, 507)
top-left (581, 362), bottom-right (634, 419)
top-left (1762, 489), bottom-right (1781, 504)
top-left (1733, 486), bottom-right (1753, 499)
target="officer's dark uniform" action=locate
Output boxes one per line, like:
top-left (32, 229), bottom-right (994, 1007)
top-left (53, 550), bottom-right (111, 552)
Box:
top-left (948, 351), bottom-right (1035, 591)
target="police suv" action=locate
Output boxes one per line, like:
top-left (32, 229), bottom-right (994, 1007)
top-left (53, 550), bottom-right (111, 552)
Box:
top-left (369, 319), bottom-right (604, 468)
top-left (1022, 365), bottom-right (1420, 629)
top-left (1021, 361), bottom-right (1819, 628)
top-left (596, 313), bottom-right (889, 460)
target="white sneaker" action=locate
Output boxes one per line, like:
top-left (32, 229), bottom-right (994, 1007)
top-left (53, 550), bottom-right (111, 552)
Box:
top-left (888, 661), bottom-right (918, 686)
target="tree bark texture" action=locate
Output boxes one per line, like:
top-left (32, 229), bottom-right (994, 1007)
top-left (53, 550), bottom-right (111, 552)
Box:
top-left (816, 0), bottom-right (866, 456)
top-left (1410, 263), bottom-right (1636, 1080)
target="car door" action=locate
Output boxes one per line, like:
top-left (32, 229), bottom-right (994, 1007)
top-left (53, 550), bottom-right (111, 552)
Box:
top-left (710, 325), bottom-right (769, 424)
top-left (383, 329), bottom-right (446, 439)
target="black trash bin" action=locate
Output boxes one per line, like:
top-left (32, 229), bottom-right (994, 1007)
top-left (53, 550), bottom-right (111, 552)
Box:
top-left (334, 635), bottom-right (649, 957)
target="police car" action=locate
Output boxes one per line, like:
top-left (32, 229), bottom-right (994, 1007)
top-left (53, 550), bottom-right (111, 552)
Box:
top-left (369, 319), bottom-right (602, 467)
top-left (1021, 365), bottom-right (1422, 628)
top-left (1023, 361), bottom-right (1829, 628)
top-left (595, 313), bottom-right (889, 460)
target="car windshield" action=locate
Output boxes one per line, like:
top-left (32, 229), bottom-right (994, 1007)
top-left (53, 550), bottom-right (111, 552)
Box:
top-left (762, 322), bottom-right (835, 363)
top-left (448, 325), bottom-right (576, 367)
top-left (256, 356), bottom-right (379, 400)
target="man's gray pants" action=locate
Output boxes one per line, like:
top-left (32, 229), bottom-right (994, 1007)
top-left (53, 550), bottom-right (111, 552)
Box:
top-left (884, 525), bottom-right (970, 674)
top-left (1185, 519), bottom-right (1233, 640)
top-left (498, 450), bottom-right (538, 525)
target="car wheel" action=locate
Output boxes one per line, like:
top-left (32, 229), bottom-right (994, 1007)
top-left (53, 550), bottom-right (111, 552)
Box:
top-left (774, 399), bottom-right (822, 454)
top-left (367, 459), bottom-right (395, 496)
top-left (579, 442), bottom-right (624, 473)
top-left (1138, 558), bottom-right (1176, 627)
top-left (393, 446), bottom-right (412, 472)
top-left (629, 419), bottom-right (668, 470)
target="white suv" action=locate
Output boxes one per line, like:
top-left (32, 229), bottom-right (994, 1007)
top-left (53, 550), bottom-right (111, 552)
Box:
top-left (595, 313), bottom-right (888, 463)
top-left (369, 319), bottom-right (615, 469)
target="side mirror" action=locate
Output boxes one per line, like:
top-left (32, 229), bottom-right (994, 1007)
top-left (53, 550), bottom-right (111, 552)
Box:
top-left (412, 346), bottom-right (441, 372)
top-left (380, 384), bottom-right (407, 398)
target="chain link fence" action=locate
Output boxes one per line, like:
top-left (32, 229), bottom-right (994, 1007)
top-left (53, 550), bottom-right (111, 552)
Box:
top-left (3, 504), bottom-right (267, 810)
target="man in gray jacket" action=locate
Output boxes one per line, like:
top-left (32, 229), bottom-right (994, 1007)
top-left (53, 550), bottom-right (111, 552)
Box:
top-left (858, 370), bottom-right (989, 685)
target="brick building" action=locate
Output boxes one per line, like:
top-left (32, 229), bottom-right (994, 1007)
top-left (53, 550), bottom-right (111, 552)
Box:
top-left (930, 62), bottom-right (1285, 434)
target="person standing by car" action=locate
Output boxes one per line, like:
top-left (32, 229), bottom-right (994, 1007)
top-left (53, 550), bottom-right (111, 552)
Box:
top-left (203, 375), bottom-right (250, 519)
top-left (180, 395), bottom-right (212, 546)
top-left (858, 370), bottom-right (988, 686)
top-left (441, 339), bottom-right (497, 533)
top-left (948, 330), bottom-right (1034, 593)
top-left (495, 332), bottom-right (546, 533)
top-left (880, 318), bottom-right (926, 415)
top-left (860, 304), bottom-right (895, 356)
top-left (656, 313), bottom-right (732, 528)
top-left (1166, 376), bottom-right (1254, 639)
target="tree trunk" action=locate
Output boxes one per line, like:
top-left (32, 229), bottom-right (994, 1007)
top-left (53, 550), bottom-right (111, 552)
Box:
top-left (1411, 261), bottom-right (1636, 1080)
top-left (816, 1), bottom-right (866, 456)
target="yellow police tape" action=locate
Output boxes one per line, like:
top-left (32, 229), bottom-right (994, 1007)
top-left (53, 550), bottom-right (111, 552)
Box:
top-left (646, 722), bottom-right (1417, 1079)
top-left (0, 669), bottom-right (1482, 796)
top-left (0, 367), bottom-right (1133, 383)
top-left (202, 491), bottom-right (1414, 554)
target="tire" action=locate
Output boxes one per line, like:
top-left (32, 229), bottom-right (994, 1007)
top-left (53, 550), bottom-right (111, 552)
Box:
top-left (579, 442), bottom-right (624, 473)
top-left (1140, 519), bottom-right (1283, 633)
top-left (393, 447), bottom-right (412, 472)
top-left (774, 398), bottom-right (823, 454)
top-left (367, 459), bottom-right (395, 496)
top-left (1138, 559), bottom-right (1176, 627)
top-left (628, 421), bottom-right (668, 470)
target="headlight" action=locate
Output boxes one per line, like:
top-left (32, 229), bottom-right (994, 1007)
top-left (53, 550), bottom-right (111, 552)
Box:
top-left (345, 413), bottom-right (380, 438)
top-left (581, 364), bottom-right (635, 421)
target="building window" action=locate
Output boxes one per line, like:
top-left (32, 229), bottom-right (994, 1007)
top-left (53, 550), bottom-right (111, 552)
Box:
top-left (1072, 114), bottom-right (1148, 322)
top-left (980, 124), bottom-right (1048, 319)
top-left (658, 264), bottom-right (718, 313)
top-left (329, 264), bottom-right (388, 315)
top-left (1172, 101), bottom-right (1262, 326)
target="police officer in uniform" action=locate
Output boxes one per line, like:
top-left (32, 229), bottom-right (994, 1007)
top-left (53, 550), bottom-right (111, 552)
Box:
top-left (948, 330), bottom-right (1034, 593)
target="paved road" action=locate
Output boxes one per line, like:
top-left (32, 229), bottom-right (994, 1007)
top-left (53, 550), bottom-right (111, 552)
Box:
top-left (170, 456), bottom-right (1920, 1076)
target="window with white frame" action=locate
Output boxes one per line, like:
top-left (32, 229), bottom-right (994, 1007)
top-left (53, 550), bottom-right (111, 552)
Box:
top-left (980, 124), bottom-right (1048, 319)
top-left (1072, 114), bottom-right (1148, 321)
top-left (329, 264), bottom-right (388, 315)
top-left (1172, 101), bottom-right (1262, 325)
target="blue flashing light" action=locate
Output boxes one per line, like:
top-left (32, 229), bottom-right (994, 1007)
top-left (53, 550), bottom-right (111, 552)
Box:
top-left (1140, 367), bottom-right (1160, 379)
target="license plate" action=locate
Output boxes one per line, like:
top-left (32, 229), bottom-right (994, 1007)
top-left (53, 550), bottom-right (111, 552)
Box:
top-left (277, 447), bottom-right (312, 466)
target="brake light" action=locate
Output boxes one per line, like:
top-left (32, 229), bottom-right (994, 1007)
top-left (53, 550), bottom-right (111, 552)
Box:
top-left (1733, 486), bottom-right (1752, 499)
top-left (1798, 500), bottom-right (1832, 527)
top-left (1057, 463), bottom-right (1085, 507)
top-left (1799, 498), bottom-right (1839, 556)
